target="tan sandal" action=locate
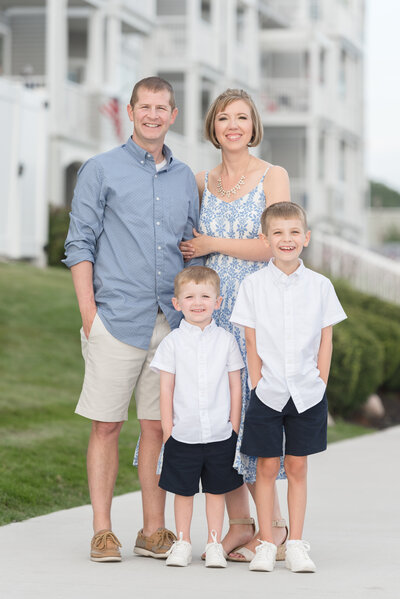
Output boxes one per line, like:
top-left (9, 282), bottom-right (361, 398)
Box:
top-left (227, 518), bottom-right (288, 563)
top-left (225, 518), bottom-right (256, 562)
top-left (272, 518), bottom-right (288, 561)
top-left (202, 518), bottom-right (255, 561)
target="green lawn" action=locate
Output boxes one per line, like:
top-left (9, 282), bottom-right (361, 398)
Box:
top-left (0, 263), bottom-right (373, 526)
top-left (0, 263), bottom-right (140, 526)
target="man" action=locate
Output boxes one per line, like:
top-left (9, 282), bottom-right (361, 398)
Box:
top-left (63, 77), bottom-right (200, 562)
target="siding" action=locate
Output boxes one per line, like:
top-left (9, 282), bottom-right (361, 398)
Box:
top-left (10, 14), bottom-right (46, 76)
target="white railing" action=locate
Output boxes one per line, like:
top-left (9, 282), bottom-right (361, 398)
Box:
top-left (307, 231), bottom-right (400, 305)
top-left (259, 78), bottom-right (309, 113)
top-left (153, 18), bottom-right (186, 59)
top-left (65, 81), bottom-right (100, 143)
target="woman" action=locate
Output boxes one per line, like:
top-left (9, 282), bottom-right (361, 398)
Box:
top-left (180, 89), bottom-right (289, 561)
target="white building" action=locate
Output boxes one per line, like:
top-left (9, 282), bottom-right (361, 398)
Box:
top-left (0, 0), bottom-right (367, 265)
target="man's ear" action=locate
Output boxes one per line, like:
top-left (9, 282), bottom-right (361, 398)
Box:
top-left (170, 107), bottom-right (178, 125)
top-left (303, 230), bottom-right (311, 247)
top-left (127, 104), bottom-right (134, 122)
top-left (172, 297), bottom-right (181, 312)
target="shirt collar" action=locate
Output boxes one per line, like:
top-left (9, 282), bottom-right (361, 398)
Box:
top-left (179, 318), bottom-right (217, 336)
top-left (268, 258), bottom-right (305, 286)
top-left (124, 136), bottom-right (173, 169)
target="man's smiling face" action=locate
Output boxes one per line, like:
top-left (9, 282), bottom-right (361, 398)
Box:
top-left (128, 87), bottom-right (178, 148)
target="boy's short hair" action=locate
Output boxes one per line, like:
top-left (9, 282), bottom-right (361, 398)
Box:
top-left (174, 266), bottom-right (220, 297)
top-left (261, 202), bottom-right (308, 235)
top-left (204, 88), bottom-right (263, 149)
top-left (130, 76), bottom-right (176, 110)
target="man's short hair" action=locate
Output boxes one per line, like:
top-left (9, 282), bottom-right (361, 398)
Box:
top-left (204, 88), bottom-right (263, 149)
top-left (174, 266), bottom-right (220, 297)
top-left (261, 202), bottom-right (308, 235)
top-left (130, 76), bottom-right (176, 110)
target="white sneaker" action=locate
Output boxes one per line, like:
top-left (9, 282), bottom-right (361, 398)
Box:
top-left (166, 532), bottom-right (192, 567)
top-left (249, 540), bottom-right (277, 571)
top-left (285, 540), bottom-right (316, 573)
top-left (205, 530), bottom-right (227, 568)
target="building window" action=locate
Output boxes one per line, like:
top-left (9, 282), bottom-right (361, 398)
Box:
top-left (158, 71), bottom-right (184, 135)
top-left (201, 0), bottom-right (211, 23)
top-left (156, 0), bottom-right (186, 16)
top-left (339, 140), bottom-right (346, 181)
top-left (319, 49), bottom-right (325, 84)
top-left (236, 3), bottom-right (246, 42)
top-left (338, 49), bottom-right (346, 98)
top-left (318, 134), bottom-right (325, 179)
top-left (309, 0), bottom-right (321, 21)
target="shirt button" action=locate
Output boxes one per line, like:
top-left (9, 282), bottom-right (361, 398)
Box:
top-left (156, 221), bottom-right (160, 225)
top-left (156, 197), bottom-right (160, 201)
top-left (140, 160), bottom-right (144, 164)
top-left (158, 271), bottom-right (161, 275)
top-left (158, 246), bottom-right (161, 250)
top-left (154, 174), bottom-right (158, 178)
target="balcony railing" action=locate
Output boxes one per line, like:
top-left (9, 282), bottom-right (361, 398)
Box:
top-left (260, 78), bottom-right (309, 113)
top-left (307, 231), bottom-right (400, 306)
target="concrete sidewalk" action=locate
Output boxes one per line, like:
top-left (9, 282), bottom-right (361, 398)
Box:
top-left (1, 427), bottom-right (399, 599)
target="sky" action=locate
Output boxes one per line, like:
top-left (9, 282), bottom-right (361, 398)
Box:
top-left (365, 0), bottom-right (400, 191)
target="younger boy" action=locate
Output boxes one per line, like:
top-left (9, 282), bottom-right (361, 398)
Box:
top-left (230, 202), bottom-right (346, 573)
top-left (150, 266), bottom-right (244, 568)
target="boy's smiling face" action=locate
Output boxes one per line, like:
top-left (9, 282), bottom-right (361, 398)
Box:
top-left (172, 281), bottom-right (222, 330)
top-left (261, 216), bottom-right (311, 274)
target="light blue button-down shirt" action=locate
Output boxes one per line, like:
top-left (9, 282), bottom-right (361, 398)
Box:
top-left (63, 137), bottom-right (201, 349)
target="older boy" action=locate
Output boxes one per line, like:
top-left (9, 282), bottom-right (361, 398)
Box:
top-left (150, 266), bottom-right (244, 568)
top-left (230, 202), bottom-right (346, 573)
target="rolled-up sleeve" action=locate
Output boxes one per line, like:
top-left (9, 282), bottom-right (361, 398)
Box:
top-left (184, 173), bottom-right (204, 268)
top-left (62, 159), bottom-right (106, 268)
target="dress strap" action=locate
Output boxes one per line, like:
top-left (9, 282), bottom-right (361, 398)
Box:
top-left (204, 171), bottom-right (209, 189)
top-left (260, 165), bottom-right (272, 183)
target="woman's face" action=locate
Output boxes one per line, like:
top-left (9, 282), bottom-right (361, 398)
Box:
top-left (214, 99), bottom-right (253, 149)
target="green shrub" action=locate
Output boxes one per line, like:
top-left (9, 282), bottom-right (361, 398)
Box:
top-left (335, 280), bottom-right (400, 391)
top-left (329, 318), bottom-right (384, 416)
top-left (46, 205), bottom-right (70, 267)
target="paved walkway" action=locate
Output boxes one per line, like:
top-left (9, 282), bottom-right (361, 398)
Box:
top-left (1, 427), bottom-right (399, 599)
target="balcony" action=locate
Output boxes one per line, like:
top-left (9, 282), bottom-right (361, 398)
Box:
top-left (259, 78), bottom-right (309, 114)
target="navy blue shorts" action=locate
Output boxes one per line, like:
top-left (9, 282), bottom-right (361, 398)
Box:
top-left (159, 431), bottom-right (243, 496)
top-left (241, 389), bottom-right (328, 458)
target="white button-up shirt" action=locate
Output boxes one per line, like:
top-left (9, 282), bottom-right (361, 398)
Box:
top-left (150, 319), bottom-right (244, 443)
top-left (230, 260), bottom-right (347, 413)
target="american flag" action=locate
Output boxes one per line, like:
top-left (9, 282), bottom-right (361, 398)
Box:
top-left (100, 97), bottom-right (123, 141)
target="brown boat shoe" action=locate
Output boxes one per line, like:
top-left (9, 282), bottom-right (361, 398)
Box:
top-left (90, 529), bottom-right (122, 562)
top-left (134, 527), bottom-right (176, 559)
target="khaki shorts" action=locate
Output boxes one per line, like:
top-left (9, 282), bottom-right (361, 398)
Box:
top-left (75, 312), bottom-right (170, 422)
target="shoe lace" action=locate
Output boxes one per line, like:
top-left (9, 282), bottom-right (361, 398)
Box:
top-left (155, 528), bottom-right (177, 547)
top-left (93, 531), bottom-right (122, 550)
top-left (289, 540), bottom-right (311, 558)
top-left (208, 529), bottom-right (224, 557)
top-left (170, 532), bottom-right (188, 556)
top-left (255, 539), bottom-right (275, 557)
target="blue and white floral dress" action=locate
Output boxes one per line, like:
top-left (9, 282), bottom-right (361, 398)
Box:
top-left (199, 169), bottom-right (286, 483)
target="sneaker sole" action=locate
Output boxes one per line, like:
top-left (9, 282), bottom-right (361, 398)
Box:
top-left (285, 559), bottom-right (316, 573)
top-left (166, 558), bottom-right (192, 567)
top-left (133, 547), bottom-right (170, 559)
top-left (90, 555), bottom-right (121, 562)
top-left (205, 563), bottom-right (227, 568)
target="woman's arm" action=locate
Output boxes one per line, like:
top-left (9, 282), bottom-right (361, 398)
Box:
top-left (160, 371), bottom-right (175, 443)
top-left (228, 369), bottom-right (242, 434)
top-left (245, 327), bottom-right (262, 389)
top-left (317, 326), bottom-right (333, 385)
top-left (180, 165), bottom-right (291, 261)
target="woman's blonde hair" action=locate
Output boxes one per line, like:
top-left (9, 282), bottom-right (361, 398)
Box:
top-left (204, 88), bottom-right (263, 149)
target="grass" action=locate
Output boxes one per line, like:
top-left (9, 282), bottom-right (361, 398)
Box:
top-left (0, 263), bottom-right (374, 526)
top-left (0, 263), bottom-right (140, 526)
